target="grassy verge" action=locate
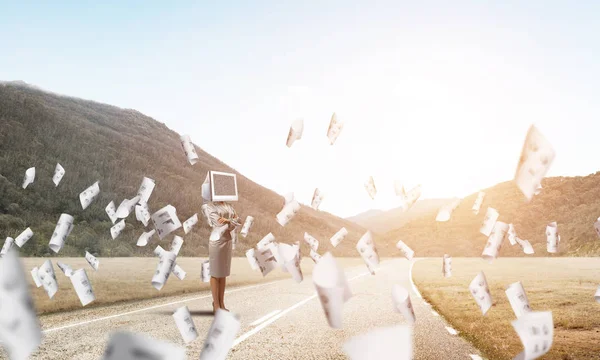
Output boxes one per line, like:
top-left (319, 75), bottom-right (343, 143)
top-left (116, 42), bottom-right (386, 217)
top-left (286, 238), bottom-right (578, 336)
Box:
top-left (412, 257), bottom-right (600, 360)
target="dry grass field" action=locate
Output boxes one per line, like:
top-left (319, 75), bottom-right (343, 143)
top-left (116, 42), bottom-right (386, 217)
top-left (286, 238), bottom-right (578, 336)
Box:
top-left (24, 257), bottom-right (366, 315)
top-left (412, 257), bottom-right (600, 359)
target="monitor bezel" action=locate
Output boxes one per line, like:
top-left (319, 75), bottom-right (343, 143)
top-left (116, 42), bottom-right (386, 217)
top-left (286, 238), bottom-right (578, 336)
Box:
top-left (210, 170), bottom-right (239, 202)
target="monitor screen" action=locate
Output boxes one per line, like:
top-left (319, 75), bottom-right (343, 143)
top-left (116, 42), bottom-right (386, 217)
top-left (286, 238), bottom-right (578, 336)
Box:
top-left (211, 171), bottom-right (238, 201)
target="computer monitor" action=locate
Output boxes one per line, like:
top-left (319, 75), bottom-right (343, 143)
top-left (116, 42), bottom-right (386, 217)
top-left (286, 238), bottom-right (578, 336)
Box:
top-left (210, 171), bottom-right (238, 202)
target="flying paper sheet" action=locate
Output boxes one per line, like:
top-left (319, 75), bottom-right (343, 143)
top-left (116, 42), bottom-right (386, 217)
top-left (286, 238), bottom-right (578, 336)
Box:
top-left (364, 176), bottom-right (377, 200)
top-left (52, 163), bottom-right (65, 187)
top-left (394, 180), bottom-right (406, 198)
top-left (595, 285), bottom-right (600, 303)
top-left (514, 125), bottom-right (555, 201)
top-left (255, 245), bottom-right (279, 277)
top-left (313, 252), bottom-right (352, 328)
top-left (396, 240), bottom-right (414, 260)
top-left (278, 243), bottom-right (303, 283)
top-left (22, 167), bottom-right (35, 189)
top-left (516, 237), bottom-right (535, 255)
top-left (343, 325), bottom-right (412, 360)
top-left (330, 227), bottom-right (348, 248)
top-left (136, 177), bottom-right (155, 205)
top-left (151, 205), bottom-right (182, 240)
top-left (170, 236), bottom-right (184, 256)
top-left (70, 269), bottom-right (95, 306)
top-left (469, 271), bottom-right (493, 315)
top-left (110, 219), bottom-right (126, 240)
top-left (79, 181), bottom-right (100, 210)
top-left (257, 233), bottom-right (276, 250)
top-left (401, 185), bottom-right (422, 211)
top-left (14, 227), bottom-right (33, 247)
top-left (356, 231), bottom-right (379, 275)
top-left (152, 251), bottom-right (176, 290)
top-left (470, 355), bottom-right (484, 360)
top-left (311, 188), bottom-right (325, 210)
top-left (482, 221), bottom-right (509, 261)
top-left (0, 250), bottom-right (42, 360)
top-left (183, 214), bottom-right (199, 234)
top-left (442, 254), bottom-right (452, 278)
top-left (303, 232), bottom-right (320, 252)
top-left (38, 259), bottom-right (58, 299)
top-left (507, 223), bottom-right (518, 246)
top-left (546, 222), bottom-right (560, 253)
top-left (154, 245), bottom-right (166, 257)
top-left (172, 264), bottom-right (186, 280)
top-left (49, 213), bottom-right (74, 253)
top-left (240, 216), bottom-right (254, 238)
top-left (283, 192), bottom-right (295, 206)
top-left (326, 112), bottom-right (344, 145)
top-left (1, 237), bottom-right (14, 256)
top-left (135, 203), bottom-right (151, 227)
top-left (472, 191), bottom-right (485, 215)
top-left (285, 119), bottom-right (304, 148)
top-left (102, 331), bottom-right (185, 360)
top-left (105, 201), bottom-right (118, 224)
top-left (136, 229), bottom-right (156, 247)
top-left (173, 306), bottom-right (198, 344)
top-left (480, 207), bottom-right (499, 237)
top-left (392, 285), bottom-right (415, 324)
top-left (201, 260), bottom-right (211, 283)
top-left (506, 281), bottom-right (532, 318)
top-left (435, 199), bottom-right (460, 222)
top-left (276, 199), bottom-right (301, 226)
top-left (199, 309), bottom-right (241, 360)
top-left (511, 311), bottom-right (553, 360)
top-left (245, 249), bottom-right (260, 271)
top-left (116, 195), bottom-right (141, 219)
top-left (84, 251), bottom-right (99, 271)
top-left (31, 267), bottom-right (42, 288)
top-left (57, 262), bottom-right (74, 277)
top-left (310, 249), bottom-right (322, 263)
top-left (180, 134), bottom-right (200, 165)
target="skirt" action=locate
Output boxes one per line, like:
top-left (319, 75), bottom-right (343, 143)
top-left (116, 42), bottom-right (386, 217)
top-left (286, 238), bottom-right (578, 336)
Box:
top-left (209, 237), bottom-right (232, 278)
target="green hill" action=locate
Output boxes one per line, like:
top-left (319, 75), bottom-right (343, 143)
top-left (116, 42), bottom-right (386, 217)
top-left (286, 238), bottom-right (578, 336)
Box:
top-left (383, 175), bottom-right (600, 257)
top-left (0, 82), bottom-right (370, 258)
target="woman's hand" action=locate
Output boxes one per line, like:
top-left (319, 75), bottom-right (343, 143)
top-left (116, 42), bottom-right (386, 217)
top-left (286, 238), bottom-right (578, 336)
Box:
top-left (217, 217), bottom-right (230, 225)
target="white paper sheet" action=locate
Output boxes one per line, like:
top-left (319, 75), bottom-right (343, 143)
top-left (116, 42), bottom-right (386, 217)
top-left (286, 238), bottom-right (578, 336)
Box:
top-left (401, 185), bottom-right (422, 211)
top-left (276, 199), bottom-right (301, 226)
top-left (31, 267), bottom-right (42, 288)
top-left (173, 306), bottom-right (198, 344)
top-left (52, 163), bottom-right (65, 187)
top-left (326, 112), bottom-right (344, 145)
top-left (257, 233), bottom-right (276, 250)
top-left (14, 227), bottom-right (33, 247)
top-left (278, 243), bottom-right (303, 283)
top-left (136, 177), bottom-right (155, 205)
top-left (115, 195), bottom-right (141, 219)
top-left (516, 237), bottom-right (535, 255)
top-left (245, 249), bottom-right (259, 271)
top-left (507, 223), bottom-right (518, 246)
top-left (482, 221), bottom-right (509, 261)
top-left (392, 285), bottom-right (415, 324)
top-left (472, 191), bottom-right (485, 215)
top-left (70, 269), bottom-right (95, 306)
top-left (105, 201), bottom-right (118, 224)
top-left (152, 251), bottom-right (176, 290)
top-left (172, 264), bottom-right (186, 280)
top-left (303, 232), bottom-right (319, 252)
top-left (151, 205), bottom-right (182, 240)
top-left (254, 246), bottom-right (279, 277)
top-left (480, 207), bottom-right (499, 237)
top-left (312, 253), bottom-right (352, 328)
top-left (364, 176), bottom-right (377, 200)
top-left (511, 311), bottom-right (553, 360)
top-left (136, 229), bottom-right (156, 247)
top-left (356, 231), bottom-right (379, 275)
top-left (38, 259), bottom-right (58, 299)
top-left (57, 262), bottom-right (74, 277)
top-left (436, 199), bottom-right (461, 222)
top-left (1, 237), bottom-right (14, 256)
top-left (79, 181), bottom-right (100, 210)
top-left (201, 260), bottom-right (211, 282)
top-left (330, 227), bottom-right (348, 248)
top-left (595, 285), bottom-right (600, 303)
top-left (394, 180), bottom-right (406, 198)
top-left (311, 188), bottom-right (325, 210)
top-left (180, 134), bottom-right (200, 165)
top-left (343, 325), bottom-right (412, 360)
top-left (237, 216), bottom-right (253, 238)
top-left (102, 331), bottom-right (185, 360)
top-left (514, 125), bottom-right (555, 201)
top-left (442, 254), bottom-right (452, 278)
top-left (49, 213), bottom-right (74, 253)
top-left (546, 222), bottom-right (560, 253)
top-left (285, 119), bottom-right (304, 148)
top-left (183, 213), bottom-right (199, 234)
top-left (135, 203), bottom-right (151, 227)
top-left (170, 236), bottom-right (184, 256)
top-left (396, 240), bottom-right (414, 260)
top-left (110, 219), bottom-right (126, 240)
top-left (0, 250), bottom-right (42, 360)
top-left (506, 281), bottom-right (532, 318)
top-left (22, 167), bottom-right (35, 189)
top-left (199, 309), bottom-right (241, 360)
top-left (310, 249), bottom-right (322, 263)
top-left (85, 251), bottom-right (99, 271)
top-left (469, 271), bottom-right (493, 315)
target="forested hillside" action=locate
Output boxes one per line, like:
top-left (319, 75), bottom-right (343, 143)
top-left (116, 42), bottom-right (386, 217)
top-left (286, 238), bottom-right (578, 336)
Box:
top-left (0, 82), bottom-right (370, 258)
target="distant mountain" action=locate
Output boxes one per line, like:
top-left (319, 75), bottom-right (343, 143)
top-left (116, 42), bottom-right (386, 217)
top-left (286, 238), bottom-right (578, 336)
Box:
top-left (383, 176), bottom-right (600, 257)
top-left (347, 199), bottom-right (452, 234)
top-left (0, 82), bottom-right (370, 257)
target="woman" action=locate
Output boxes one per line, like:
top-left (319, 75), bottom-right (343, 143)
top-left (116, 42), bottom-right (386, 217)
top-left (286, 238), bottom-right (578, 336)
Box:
top-left (201, 178), bottom-right (240, 313)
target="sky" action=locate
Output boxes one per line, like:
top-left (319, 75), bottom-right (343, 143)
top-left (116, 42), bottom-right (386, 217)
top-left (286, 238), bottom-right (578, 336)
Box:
top-left (1, 1), bottom-right (599, 218)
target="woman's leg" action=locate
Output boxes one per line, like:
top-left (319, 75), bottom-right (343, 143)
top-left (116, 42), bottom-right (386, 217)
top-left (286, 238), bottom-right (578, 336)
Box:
top-left (210, 276), bottom-right (220, 312)
top-left (218, 277), bottom-right (229, 311)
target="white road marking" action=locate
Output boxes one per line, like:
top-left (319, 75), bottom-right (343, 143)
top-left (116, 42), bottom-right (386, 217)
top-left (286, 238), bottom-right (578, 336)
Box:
top-left (42, 278), bottom-right (288, 334)
top-left (232, 270), bottom-right (371, 348)
top-left (249, 309), bottom-right (281, 327)
top-left (409, 258), bottom-right (423, 299)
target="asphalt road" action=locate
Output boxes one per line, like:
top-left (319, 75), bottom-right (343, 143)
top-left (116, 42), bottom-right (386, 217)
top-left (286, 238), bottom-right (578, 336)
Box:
top-left (4, 258), bottom-right (483, 359)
